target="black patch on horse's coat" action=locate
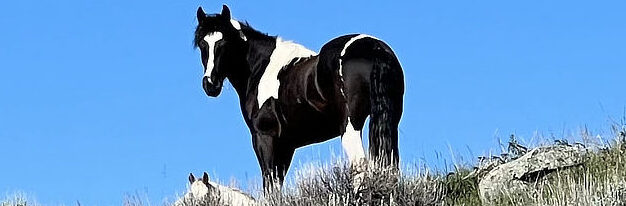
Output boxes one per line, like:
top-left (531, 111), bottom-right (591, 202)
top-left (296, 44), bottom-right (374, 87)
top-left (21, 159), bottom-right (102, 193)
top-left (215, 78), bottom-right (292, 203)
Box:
top-left (194, 5), bottom-right (404, 189)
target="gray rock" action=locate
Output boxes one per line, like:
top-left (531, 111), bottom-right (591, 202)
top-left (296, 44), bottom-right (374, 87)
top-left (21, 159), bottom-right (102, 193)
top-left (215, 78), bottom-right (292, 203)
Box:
top-left (477, 145), bottom-right (588, 205)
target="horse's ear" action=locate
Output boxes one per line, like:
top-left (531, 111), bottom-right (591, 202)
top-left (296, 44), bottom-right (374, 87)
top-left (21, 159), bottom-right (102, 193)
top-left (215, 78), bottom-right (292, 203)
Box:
top-left (188, 173), bottom-right (196, 184)
top-left (202, 172), bottom-right (210, 185)
top-left (221, 5), bottom-right (231, 19)
top-left (197, 7), bottom-right (206, 23)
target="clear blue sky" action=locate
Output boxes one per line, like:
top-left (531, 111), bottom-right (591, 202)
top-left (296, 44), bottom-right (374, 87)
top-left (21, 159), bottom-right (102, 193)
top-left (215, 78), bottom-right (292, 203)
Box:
top-left (1, 0), bottom-right (625, 205)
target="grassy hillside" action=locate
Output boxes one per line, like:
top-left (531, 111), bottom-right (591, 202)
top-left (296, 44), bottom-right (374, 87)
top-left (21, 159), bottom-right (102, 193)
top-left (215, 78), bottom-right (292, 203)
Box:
top-left (3, 127), bottom-right (625, 206)
top-left (161, 126), bottom-right (626, 206)
top-left (1, 193), bottom-right (40, 206)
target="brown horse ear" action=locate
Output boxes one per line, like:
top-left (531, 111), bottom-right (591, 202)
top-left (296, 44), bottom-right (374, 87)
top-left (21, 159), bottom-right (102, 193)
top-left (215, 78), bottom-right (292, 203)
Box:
top-left (197, 7), bottom-right (206, 23)
top-left (221, 5), bottom-right (231, 19)
top-left (189, 173), bottom-right (196, 184)
top-left (202, 172), bottom-right (210, 185)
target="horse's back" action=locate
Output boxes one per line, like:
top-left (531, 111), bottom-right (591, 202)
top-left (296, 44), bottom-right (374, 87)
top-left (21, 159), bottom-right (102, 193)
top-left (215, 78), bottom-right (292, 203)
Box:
top-left (318, 34), bottom-right (398, 70)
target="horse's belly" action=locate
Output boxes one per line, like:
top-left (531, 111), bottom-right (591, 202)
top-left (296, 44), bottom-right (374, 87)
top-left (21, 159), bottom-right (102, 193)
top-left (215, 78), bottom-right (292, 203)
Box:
top-left (280, 104), bottom-right (342, 147)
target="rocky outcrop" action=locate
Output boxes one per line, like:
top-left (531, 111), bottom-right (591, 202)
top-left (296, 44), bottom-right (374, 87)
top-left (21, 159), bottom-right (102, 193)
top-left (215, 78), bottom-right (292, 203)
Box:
top-left (476, 144), bottom-right (588, 205)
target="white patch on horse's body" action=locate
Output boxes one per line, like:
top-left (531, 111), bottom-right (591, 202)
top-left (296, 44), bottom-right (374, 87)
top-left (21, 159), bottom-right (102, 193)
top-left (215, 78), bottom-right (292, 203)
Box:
top-left (257, 38), bottom-right (316, 108)
top-left (341, 117), bottom-right (367, 191)
top-left (203, 32), bottom-right (224, 83)
top-left (341, 117), bottom-right (366, 163)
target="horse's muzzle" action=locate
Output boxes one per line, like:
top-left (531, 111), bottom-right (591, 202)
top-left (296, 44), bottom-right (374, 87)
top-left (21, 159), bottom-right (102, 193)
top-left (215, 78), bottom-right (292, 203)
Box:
top-left (202, 76), bottom-right (222, 97)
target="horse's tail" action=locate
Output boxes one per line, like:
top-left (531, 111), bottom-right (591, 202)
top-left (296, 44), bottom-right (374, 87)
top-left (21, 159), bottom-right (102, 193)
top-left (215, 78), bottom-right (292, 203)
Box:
top-left (369, 48), bottom-right (404, 166)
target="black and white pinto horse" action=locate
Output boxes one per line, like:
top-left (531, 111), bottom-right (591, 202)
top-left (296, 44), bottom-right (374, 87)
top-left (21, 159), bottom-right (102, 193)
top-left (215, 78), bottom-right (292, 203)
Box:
top-left (194, 5), bottom-right (404, 188)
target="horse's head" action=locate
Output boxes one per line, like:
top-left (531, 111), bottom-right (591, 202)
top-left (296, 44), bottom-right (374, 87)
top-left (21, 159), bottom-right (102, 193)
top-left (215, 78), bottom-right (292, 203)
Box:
top-left (181, 172), bottom-right (257, 205)
top-left (194, 5), bottom-right (248, 97)
top-left (187, 172), bottom-right (214, 199)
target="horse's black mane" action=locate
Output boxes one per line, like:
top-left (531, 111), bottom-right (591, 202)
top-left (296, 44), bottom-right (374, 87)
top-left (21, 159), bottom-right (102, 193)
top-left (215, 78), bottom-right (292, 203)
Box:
top-left (193, 15), bottom-right (275, 49)
top-left (240, 22), bottom-right (275, 41)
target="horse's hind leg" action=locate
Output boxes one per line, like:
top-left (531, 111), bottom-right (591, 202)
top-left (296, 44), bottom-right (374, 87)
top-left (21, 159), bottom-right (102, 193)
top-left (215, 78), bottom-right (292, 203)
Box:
top-left (339, 59), bottom-right (372, 166)
top-left (339, 59), bottom-right (375, 192)
top-left (340, 118), bottom-right (366, 165)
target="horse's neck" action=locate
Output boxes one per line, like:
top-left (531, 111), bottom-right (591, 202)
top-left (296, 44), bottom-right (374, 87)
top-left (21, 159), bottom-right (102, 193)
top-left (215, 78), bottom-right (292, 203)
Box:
top-left (224, 41), bottom-right (268, 98)
top-left (244, 36), bottom-right (316, 85)
top-left (226, 70), bottom-right (250, 99)
top-left (235, 37), bottom-right (277, 94)
top-left (207, 181), bottom-right (256, 204)
top-left (234, 35), bottom-right (317, 111)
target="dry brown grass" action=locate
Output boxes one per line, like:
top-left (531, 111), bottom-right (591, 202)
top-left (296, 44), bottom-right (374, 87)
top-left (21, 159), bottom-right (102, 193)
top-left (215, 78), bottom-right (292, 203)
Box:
top-left (4, 127), bottom-right (626, 206)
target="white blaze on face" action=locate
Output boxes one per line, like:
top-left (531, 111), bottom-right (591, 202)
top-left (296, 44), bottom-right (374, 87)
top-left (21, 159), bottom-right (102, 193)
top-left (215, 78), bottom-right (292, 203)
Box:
top-left (341, 117), bottom-right (366, 163)
top-left (203, 32), bottom-right (223, 84)
top-left (257, 38), bottom-right (316, 108)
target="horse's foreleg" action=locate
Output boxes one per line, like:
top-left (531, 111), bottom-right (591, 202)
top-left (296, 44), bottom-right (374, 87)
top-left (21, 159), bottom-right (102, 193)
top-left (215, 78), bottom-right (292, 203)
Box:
top-left (251, 132), bottom-right (276, 189)
top-left (273, 144), bottom-right (295, 186)
top-left (252, 98), bottom-right (287, 191)
top-left (252, 133), bottom-right (294, 191)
